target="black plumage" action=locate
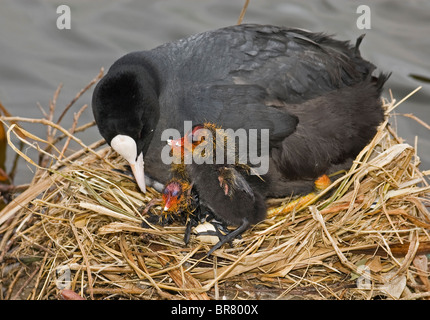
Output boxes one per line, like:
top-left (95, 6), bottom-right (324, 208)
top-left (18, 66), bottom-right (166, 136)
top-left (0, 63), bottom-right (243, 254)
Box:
top-left (92, 24), bottom-right (389, 198)
top-left (186, 163), bottom-right (267, 255)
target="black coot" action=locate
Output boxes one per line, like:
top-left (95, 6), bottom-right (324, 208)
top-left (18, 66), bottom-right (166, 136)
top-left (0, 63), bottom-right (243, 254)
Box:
top-left (92, 24), bottom-right (389, 198)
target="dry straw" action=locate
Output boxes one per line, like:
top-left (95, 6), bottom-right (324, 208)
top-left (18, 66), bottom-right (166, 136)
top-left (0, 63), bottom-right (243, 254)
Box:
top-left (0, 74), bottom-right (429, 300)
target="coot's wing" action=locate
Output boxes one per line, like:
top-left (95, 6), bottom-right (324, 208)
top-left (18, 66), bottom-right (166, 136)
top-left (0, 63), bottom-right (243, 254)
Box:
top-left (220, 24), bottom-right (375, 103)
top-left (172, 24), bottom-right (376, 143)
top-left (183, 83), bottom-right (298, 147)
top-left (172, 24), bottom-right (374, 104)
top-left (218, 167), bottom-right (255, 201)
top-left (157, 24), bottom-right (379, 149)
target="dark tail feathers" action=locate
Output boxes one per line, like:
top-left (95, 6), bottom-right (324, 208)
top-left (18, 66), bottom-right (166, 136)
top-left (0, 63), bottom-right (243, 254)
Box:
top-left (354, 33), bottom-right (391, 94)
top-left (354, 34), bottom-right (366, 56)
top-left (372, 72), bottom-right (392, 94)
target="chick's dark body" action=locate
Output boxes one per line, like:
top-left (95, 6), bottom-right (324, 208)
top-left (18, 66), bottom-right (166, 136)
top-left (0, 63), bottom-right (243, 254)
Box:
top-left (187, 163), bottom-right (267, 227)
top-left (92, 24), bottom-right (388, 198)
top-left (184, 161), bottom-right (267, 255)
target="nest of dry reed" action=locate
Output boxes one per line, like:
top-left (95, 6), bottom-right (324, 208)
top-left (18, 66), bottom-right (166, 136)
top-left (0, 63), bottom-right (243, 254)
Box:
top-left (0, 73), bottom-right (429, 300)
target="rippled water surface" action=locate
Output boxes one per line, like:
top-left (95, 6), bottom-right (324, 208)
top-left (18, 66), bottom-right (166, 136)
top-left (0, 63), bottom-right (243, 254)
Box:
top-left (0, 0), bottom-right (429, 185)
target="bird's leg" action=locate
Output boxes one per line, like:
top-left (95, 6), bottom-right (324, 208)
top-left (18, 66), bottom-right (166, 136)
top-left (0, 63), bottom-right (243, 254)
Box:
top-left (211, 220), bottom-right (234, 239)
top-left (184, 211), bottom-right (200, 245)
top-left (184, 217), bottom-right (193, 245)
top-left (206, 218), bottom-right (250, 256)
top-left (182, 185), bottom-right (201, 245)
top-left (184, 206), bottom-right (240, 249)
top-left (210, 220), bottom-right (242, 247)
top-left (197, 207), bottom-right (214, 223)
top-left (195, 208), bottom-right (233, 242)
top-left (314, 174), bottom-right (331, 191)
top-left (192, 219), bottom-right (236, 247)
top-left (183, 202), bottom-right (205, 245)
top-left (267, 174), bottom-right (332, 218)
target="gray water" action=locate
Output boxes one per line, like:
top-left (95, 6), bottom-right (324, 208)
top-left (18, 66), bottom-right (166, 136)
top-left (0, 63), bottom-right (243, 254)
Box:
top-left (1, 0), bottom-right (429, 186)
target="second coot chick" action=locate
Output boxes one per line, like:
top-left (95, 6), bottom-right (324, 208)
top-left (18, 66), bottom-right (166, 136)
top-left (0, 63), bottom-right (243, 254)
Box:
top-left (142, 178), bottom-right (194, 226)
top-left (191, 165), bottom-right (267, 255)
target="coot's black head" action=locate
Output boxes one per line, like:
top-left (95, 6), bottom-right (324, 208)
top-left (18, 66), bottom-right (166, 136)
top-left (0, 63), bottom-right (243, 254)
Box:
top-left (92, 64), bottom-right (160, 193)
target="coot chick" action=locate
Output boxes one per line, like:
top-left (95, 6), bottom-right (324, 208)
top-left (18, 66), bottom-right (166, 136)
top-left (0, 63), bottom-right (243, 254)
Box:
top-left (141, 178), bottom-right (194, 227)
top-left (159, 178), bottom-right (201, 243)
top-left (195, 165), bottom-right (266, 255)
top-left (152, 177), bottom-right (232, 248)
top-left (159, 179), bottom-right (233, 248)
top-left (170, 123), bottom-right (267, 255)
top-left (161, 179), bottom-right (191, 213)
top-left (92, 24), bottom-right (389, 197)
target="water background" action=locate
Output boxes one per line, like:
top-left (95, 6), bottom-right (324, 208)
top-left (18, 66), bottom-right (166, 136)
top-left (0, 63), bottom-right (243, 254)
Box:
top-left (1, 0), bottom-right (429, 185)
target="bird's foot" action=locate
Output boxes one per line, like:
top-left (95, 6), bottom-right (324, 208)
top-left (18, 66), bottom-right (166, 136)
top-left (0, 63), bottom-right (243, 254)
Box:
top-left (183, 208), bottom-right (245, 255)
top-left (314, 174), bottom-right (331, 190)
top-left (267, 174), bottom-right (332, 218)
top-left (206, 218), bottom-right (250, 256)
